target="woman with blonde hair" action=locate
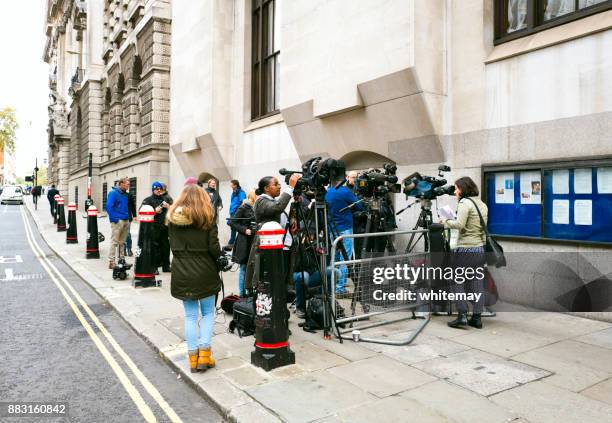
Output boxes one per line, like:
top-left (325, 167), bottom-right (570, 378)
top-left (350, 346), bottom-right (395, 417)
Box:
top-left (166, 184), bottom-right (221, 372)
top-left (229, 189), bottom-right (257, 297)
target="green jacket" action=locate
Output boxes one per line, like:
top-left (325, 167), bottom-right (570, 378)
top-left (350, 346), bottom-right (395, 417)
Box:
top-left (167, 207), bottom-right (222, 300)
top-left (444, 197), bottom-right (488, 248)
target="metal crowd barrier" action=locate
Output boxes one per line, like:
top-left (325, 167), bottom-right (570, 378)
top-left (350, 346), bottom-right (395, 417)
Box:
top-left (330, 229), bottom-right (433, 345)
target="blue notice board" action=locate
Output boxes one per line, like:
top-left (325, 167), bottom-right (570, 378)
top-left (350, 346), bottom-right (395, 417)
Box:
top-left (485, 172), bottom-right (541, 237)
top-left (485, 166), bottom-right (612, 244)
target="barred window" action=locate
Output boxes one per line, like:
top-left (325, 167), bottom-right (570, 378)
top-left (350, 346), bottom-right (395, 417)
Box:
top-left (102, 182), bottom-right (108, 211)
top-left (251, 0), bottom-right (280, 120)
top-left (495, 0), bottom-right (612, 44)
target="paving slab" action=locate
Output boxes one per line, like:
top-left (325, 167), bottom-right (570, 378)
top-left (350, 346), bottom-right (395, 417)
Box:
top-left (377, 333), bottom-right (472, 365)
top-left (290, 342), bottom-right (349, 371)
top-left (451, 326), bottom-right (556, 357)
top-left (246, 371), bottom-right (375, 423)
top-left (227, 402), bottom-right (282, 423)
top-left (581, 377), bottom-right (612, 406)
top-left (327, 355), bottom-right (436, 398)
top-left (513, 312), bottom-right (611, 341)
top-left (400, 380), bottom-right (519, 423)
top-left (413, 349), bottom-right (551, 396)
top-left (202, 377), bottom-right (253, 411)
top-left (223, 365), bottom-right (272, 389)
top-left (331, 395), bottom-right (449, 423)
top-left (512, 339), bottom-right (612, 392)
top-left (573, 327), bottom-right (612, 350)
top-left (490, 381), bottom-right (612, 423)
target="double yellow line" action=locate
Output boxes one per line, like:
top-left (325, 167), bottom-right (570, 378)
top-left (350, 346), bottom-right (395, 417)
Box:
top-left (20, 208), bottom-right (183, 423)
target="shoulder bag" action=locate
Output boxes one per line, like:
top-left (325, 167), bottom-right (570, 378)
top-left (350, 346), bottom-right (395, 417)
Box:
top-left (464, 198), bottom-right (506, 268)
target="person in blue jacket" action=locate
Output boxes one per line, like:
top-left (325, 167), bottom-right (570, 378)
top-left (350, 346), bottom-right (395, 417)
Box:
top-left (107, 177), bottom-right (130, 269)
top-left (325, 174), bottom-right (363, 295)
top-left (226, 179), bottom-right (246, 248)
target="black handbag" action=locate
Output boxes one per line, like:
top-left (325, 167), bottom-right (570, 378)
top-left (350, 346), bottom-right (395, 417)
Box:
top-left (465, 198), bottom-right (506, 268)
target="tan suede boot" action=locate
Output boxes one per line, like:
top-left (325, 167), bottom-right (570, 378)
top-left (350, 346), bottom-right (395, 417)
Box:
top-left (196, 347), bottom-right (216, 371)
top-left (188, 351), bottom-right (199, 373)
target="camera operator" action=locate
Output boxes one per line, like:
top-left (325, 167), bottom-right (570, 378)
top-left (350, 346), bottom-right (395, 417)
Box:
top-left (229, 189), bottom-right (257, 297)
top-left (439, 176), bottom-right (488, 330)
top-left (142, 181), bottom-right (173, 273)
top-left (346, 170), bottom-right (358, 191)
top-left (325, 173), bottom-right (363, 295)
top-left (244, 174), bottom-right (301, 294)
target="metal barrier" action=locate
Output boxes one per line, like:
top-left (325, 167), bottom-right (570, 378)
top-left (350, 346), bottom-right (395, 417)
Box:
top-left (330, 229), bottom-right (434, 345)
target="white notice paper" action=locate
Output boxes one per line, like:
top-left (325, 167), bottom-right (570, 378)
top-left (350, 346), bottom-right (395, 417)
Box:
top-left (520, 171), bottom-right (541, 204)
top-left (438, 205), bottom-right (456, 220)
top-left (552, 199), bottom-right (570, 225)
top-left (574, 200), bottom-right (592, 226)
top-left (574, 168), bottom-right (592, 194)
top-left (495, 173), bottom-right (514, 204)
top-left (552, 169), bottom-right (569, 194)
top-left (597, 167), bottom-right (612, 194)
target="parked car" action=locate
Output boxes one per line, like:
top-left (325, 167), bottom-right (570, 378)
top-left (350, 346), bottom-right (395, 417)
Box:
top-left (0, 186), bottom-right (24, 205)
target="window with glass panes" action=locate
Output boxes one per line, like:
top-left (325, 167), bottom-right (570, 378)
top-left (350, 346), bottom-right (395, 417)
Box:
top-left (251, 0), bottom-right (280, 120)
top-left (495, 0), bottom-right (611, 44)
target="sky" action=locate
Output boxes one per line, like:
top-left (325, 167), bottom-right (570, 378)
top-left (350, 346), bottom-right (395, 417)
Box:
top-left (0, 1), bottom-right (50, 177)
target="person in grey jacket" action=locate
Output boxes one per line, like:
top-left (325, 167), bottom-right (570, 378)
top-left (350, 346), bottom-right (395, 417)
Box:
top-left (244, 174), bottom-right (300, 294)
top-left (440, 176), bottom-right (488, 330)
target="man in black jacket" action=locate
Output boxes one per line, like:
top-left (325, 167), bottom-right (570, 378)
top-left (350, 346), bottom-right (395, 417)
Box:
top-left (204, 179), bottom-right (223, 222)
top-left (141, 181), bottom-right (173, 272)
top-left (46, 185), bottom-right (59, 217)
top-left (124, 190), bottom-right (137, 256)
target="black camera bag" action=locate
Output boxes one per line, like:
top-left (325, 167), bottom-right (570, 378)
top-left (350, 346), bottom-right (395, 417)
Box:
top-left (229, 298), bottom-right (255, 337)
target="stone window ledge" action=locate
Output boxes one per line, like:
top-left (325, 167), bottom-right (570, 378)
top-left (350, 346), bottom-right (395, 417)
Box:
top-left (486, 10), bottom-right (612, 64)
top-left (244, 113), bottom-right (284, 133)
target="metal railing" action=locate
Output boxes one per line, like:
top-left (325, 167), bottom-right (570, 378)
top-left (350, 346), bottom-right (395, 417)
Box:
top-left (329, 229), bottom-right (434, 345)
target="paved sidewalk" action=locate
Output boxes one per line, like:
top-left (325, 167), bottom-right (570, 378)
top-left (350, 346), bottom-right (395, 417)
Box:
top-left (24, 199), bottom-right (612, 423)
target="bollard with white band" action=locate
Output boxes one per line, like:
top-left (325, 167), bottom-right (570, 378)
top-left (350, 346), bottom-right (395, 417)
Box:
top-left (66, 202), bottom-right (78, 243)
top-left (133, 205), bottom-right (161, 288)
top-left (56, 197), bottom-right (67, 232)
top-left (86, 205), bottom-right (100, 259)
top-left (251, 221), bottom-right (295, 371)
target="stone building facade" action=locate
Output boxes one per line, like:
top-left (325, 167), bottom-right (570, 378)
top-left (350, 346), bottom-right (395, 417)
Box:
top-left (44, 0), bottom-right (171, 209)
top-left (169, 1), bottom-right (612, 313)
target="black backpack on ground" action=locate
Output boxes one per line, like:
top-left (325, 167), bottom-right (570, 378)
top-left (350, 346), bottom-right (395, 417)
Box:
top-left (229, 297), bottom-right (256, 337)
top-left (302, 295), bottom-right (345, 332)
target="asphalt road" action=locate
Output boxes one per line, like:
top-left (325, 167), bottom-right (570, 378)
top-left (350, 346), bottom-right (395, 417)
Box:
top-left (0, 204), bottom-right (223, 423)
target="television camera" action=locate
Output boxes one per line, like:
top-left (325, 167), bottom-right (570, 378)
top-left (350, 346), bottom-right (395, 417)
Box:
top-left (402, 165), bottom-right (455, 200)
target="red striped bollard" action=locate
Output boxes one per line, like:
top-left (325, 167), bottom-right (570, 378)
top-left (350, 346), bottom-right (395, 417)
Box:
top-left (133, 205), bottom-right (160, 288)
top-left (66, 202), bottom-right (78, 243)
top-left (56, 197), bottom-right (67, 232)
top-left (53, 194), bottom-right (60, 224)
top-left (86, 205), bottom-right (100, 259)
top-left (251, 221), bottom-right (295, 371)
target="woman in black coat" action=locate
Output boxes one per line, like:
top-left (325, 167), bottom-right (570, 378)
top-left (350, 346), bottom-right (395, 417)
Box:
top-left (166, 185), bottom-right (221, 373)
top-left (229, 190), bottom-right (257, 297)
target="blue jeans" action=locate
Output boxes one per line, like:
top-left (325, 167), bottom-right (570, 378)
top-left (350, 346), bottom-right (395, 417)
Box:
top-left (182, 296), bottom-right (216, 352)
top-left (238, 264), bottom-right (246, 297)
top-left (293, 267), bottom-right (340, 311)
top-left (335, 228), bottom-right (354, 292)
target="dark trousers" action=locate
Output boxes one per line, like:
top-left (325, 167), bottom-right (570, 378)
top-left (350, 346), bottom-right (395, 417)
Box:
top-left (152, 224), bottom-right (171, 268)
top-left (49, 200), bottom-right (56, 217)
top-left (451, 247), bottom-right (486, 314)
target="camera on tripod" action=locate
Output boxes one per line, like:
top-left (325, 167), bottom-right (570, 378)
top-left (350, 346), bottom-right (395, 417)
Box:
top-left (279, 157), bottom-right (346, 198)
top-left (402, 165), bottom-right (455, 200)
top-left (355, 163), bottom-right (400, 198)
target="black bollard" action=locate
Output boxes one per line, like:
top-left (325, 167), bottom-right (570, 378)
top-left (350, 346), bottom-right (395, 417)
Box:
top-left (251, 222), bottom-right (295, 371)
top-left (86, 205), bottom-right (100, 259)
top-left (66, 202), bottom-right (78, 243)
top-left (133, 205), bottom-right (160, 288)
top-left (53, 194), bottom-right (60, 224)
top-left (56, 197), bottom-right (67, 232)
